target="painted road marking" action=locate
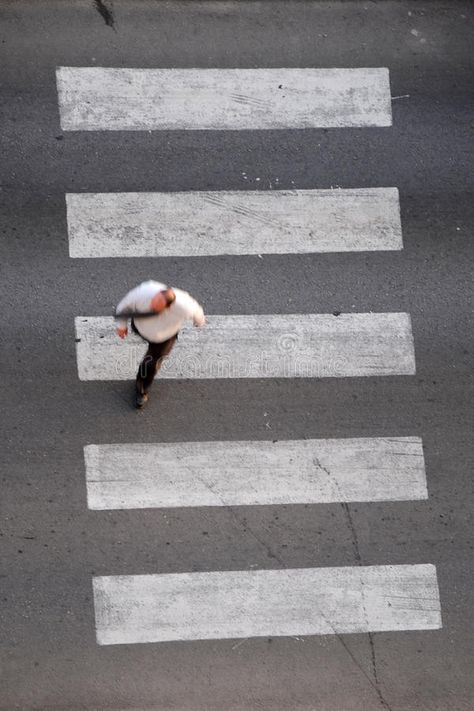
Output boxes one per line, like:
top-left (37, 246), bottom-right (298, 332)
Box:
top-left (85, 437), bottom-right (427, 510)
top-left (93, 564), bottom-right (441, 645)
top-left (75, 312), bottom-right (416, 380)
top-left (56, 67), bottom-right (392, 130)
top-left (66, 188), bottom-right (402, 258)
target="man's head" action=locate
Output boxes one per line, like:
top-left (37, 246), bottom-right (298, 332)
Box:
top-left (151, 288), bottom-right (176, 313)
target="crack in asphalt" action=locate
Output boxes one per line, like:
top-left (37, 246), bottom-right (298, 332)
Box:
top-left (313, 457), bottom-right (394, 710)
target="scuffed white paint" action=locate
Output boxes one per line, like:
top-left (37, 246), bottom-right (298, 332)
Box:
top-left (85, 437), bottom-right (427, 510)
top-left (93, 564), bottom-right (441, 645)
top-left (66, 188), bottom-right (402, 258)
top-left (56, 67), bottom-right (392, 130)
top-left (74, 312), bottom-right (416, 381)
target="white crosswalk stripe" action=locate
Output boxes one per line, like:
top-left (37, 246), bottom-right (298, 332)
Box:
top-left (75, 312), bottom-right (416, 381)
top-left (85, 437), bottom-right (428, 510)
top-left (58, 62), bottom-right (442, 646)
top-left (66, 188), bottom-right (402, 258)
top-left (93, 565), bottom-right (441, 645)
top-left (56, 67), bottom-right (392, 131)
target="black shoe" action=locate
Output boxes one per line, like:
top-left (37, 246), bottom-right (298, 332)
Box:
top-left (136, 392), bottom-right (149, 408)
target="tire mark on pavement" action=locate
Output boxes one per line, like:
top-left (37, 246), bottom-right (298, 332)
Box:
top-left (93, 0), bottom-right (115, 29)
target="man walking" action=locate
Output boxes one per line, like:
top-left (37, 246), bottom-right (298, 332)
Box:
top-left (115, 280), bottom-right (206, 408)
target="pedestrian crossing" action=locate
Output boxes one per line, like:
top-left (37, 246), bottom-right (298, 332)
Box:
top-left (66, 187), bottom-right (402, 257)
top-left (93, 565), bottom-right (440, 646)
top-left (56, 67), bottom-right (392, 131)
top-left (57, 64), bottom-right (442, 647)
top-left (75, 312), bottom-right (416, 381)
top-left (85, 437), bottom-right (428, 510)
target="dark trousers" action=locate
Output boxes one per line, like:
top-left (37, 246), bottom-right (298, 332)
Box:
top-left (131, 320), bottom-right (177, 395)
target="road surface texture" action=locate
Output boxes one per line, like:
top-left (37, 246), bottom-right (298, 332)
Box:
top-left (1, 2), bottom-right (473, 710)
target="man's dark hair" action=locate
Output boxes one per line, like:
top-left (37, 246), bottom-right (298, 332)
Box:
top-left (161, 288), bottom-right (176, 307)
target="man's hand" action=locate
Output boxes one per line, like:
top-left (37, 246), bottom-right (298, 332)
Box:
top-left (117, 326), bottom-right (128, 339)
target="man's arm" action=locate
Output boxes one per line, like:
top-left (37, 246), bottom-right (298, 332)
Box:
top-left (186, 296), bottom-right (206, 327)
top-left (192, 299), bottom-right (206, 327)
top-left (115, 287), bottom-right (140, 338)
top-left (178, 291), bottom-right (206, 327)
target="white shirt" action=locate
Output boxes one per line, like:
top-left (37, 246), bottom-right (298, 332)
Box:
top-left (116, 280), bottom-right (205, 343)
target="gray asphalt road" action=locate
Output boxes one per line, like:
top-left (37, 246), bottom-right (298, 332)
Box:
top-left (1, 2), bottom-right (473, 710)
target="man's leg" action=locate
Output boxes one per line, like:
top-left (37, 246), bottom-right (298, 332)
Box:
top-left (135, 335), bottom-right (177, 406)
